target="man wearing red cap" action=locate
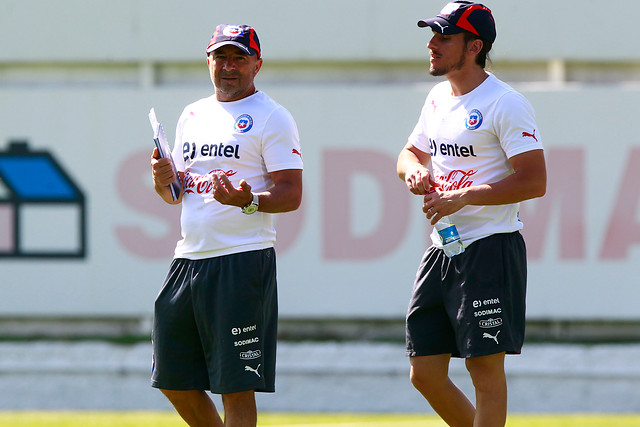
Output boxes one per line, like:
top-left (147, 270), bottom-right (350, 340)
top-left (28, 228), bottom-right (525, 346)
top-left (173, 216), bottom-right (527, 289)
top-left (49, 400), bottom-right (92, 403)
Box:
top-left (150, 24), bottom-right (303, 426)
top-left (397, 2), bottom-right (546, 426)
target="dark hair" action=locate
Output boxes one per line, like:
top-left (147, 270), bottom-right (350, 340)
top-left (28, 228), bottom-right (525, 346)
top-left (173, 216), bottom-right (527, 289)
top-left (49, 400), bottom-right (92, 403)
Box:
top-left (463, 32), bottom-right (492, 68)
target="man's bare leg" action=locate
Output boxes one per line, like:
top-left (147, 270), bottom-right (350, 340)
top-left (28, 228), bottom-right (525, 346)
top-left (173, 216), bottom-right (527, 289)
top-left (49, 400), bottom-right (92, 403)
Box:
top-left (160, 389), bottom-right (224, 427)
top-left (222, 390), bottom-right (257, 427)
top-left (410, 354), bottom-right (476, 427)
top-left (465, 352), bottom-right (507, 427)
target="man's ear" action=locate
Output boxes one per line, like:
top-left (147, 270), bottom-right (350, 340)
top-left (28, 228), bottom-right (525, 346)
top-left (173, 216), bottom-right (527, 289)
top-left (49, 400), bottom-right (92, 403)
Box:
top-left (254, 58), bottom-right (263, 75)
top-left (468, 39), bottom-right (484, 56)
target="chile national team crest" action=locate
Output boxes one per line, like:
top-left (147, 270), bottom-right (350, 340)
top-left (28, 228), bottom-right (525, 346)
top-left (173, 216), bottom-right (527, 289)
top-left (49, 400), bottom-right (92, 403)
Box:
top-left (223, 25), bottom-right (244, 37)
top-left (465, 109), bottom-right (483, 130)
top-left (235, 114), bottom-right (253, 133)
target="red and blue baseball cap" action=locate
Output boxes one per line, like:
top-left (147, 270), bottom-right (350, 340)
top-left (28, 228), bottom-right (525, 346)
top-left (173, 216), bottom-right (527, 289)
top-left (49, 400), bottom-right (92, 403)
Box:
top-left (418, 1), bottom-right (496, 43)
top-left (206, 24), bottom-right (261, 58)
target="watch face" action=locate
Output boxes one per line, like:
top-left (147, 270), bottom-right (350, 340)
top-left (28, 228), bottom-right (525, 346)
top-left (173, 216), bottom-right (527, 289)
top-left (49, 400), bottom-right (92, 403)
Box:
top-left (241, 194), bottom-right (259, 214)
top-left (243, 204), bottom-right (258, 214)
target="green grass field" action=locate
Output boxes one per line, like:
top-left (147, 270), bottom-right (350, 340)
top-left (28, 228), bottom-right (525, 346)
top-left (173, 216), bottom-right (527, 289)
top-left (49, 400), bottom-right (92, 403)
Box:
top-left (0, 412), bottom-right (639, 427)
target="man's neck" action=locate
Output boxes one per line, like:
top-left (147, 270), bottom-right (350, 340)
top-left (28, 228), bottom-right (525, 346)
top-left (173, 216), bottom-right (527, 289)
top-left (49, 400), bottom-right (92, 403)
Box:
top-left (447, 68), bottom-right (489, 97)
top-left (215, 85), bottom-right (258, 102)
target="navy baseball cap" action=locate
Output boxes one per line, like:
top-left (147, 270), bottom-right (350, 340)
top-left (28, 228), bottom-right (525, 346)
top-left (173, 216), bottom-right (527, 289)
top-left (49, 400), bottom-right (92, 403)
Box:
top-left (418, 1), bottom-right (496, 44)
top-left (206, 24), bottom-right (261, 58)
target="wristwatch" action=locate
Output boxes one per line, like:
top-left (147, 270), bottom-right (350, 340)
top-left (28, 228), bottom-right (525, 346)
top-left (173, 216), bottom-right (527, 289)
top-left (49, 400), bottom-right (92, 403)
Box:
top-left (241, 193), bottom-right (259, 215)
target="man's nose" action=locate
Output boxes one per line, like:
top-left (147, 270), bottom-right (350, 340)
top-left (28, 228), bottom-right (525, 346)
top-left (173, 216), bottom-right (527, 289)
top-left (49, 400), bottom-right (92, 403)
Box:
top-left (222, 59), bottom-right (237, 70)
top-left (427, 36), bottom-right (437, 50)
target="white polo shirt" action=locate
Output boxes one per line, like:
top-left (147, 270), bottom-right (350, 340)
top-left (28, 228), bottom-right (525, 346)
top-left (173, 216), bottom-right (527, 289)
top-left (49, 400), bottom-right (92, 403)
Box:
top-left (408, 74), bottom-right (544, 248)
top-left (171, 91), bottom-right (303, 259)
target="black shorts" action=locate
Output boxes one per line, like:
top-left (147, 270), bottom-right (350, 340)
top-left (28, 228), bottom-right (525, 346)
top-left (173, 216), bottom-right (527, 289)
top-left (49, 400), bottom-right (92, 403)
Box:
top-left (406, 232), bottom-right (527, 359)
top-left (151, 248), bottom-right (278, 394)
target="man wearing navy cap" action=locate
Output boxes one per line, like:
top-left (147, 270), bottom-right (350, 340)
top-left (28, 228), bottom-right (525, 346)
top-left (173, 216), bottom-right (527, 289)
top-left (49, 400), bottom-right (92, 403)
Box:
top-left (397, 2), bottom-right (546, 426)
top-left (151, 24), bottom-right (303, 426)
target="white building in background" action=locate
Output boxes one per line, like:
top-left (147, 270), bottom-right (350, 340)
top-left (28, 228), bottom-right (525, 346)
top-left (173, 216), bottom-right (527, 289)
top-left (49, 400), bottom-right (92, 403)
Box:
top-left (1, 1), bottom-right (639, 339)
top-left (0, 141), bottom-right (86, 258)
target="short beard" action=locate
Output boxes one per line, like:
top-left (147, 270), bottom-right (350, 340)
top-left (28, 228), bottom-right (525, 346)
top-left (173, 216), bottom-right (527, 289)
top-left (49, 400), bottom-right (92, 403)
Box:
top-left (429, 49), bottom-right (466, 77)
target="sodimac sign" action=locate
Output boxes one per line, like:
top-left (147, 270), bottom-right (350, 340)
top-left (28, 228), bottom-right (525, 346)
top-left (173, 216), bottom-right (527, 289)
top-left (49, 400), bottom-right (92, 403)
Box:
top-left (115, 146), bottom-right (640, 262)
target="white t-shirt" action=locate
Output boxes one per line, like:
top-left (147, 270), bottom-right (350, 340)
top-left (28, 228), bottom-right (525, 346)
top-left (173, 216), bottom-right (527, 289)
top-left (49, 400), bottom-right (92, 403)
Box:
top-left (171, 91), bottom-right (303, 259)
top-left (408, 74), bottom-right (544, 248)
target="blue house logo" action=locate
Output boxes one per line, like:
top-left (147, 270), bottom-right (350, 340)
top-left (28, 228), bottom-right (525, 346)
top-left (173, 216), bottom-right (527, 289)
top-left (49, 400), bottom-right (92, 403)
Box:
top-left (0, 141), bottom-right (87, 258)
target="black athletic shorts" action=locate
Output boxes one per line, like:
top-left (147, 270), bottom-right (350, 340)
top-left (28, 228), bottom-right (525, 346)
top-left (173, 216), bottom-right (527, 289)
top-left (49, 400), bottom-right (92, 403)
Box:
top-left (406, 231), bottom-right (527, 359)
top-left (151, 248), bottom-right (278, 394)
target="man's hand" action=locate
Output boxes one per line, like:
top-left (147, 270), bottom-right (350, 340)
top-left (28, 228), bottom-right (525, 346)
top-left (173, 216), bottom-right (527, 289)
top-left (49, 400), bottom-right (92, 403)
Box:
top-left (151, 147), bottom-right (182, 204)
top-left (397, 143), bottom-right (436, 195)
top-left (151, 147), bottom-right (177, 187)
top-left (422, 189), bottom-right (465, 225)
top-left (405, 164), bottom-right (439, 195)
top-left (211, 171), bottom-right (253, 207)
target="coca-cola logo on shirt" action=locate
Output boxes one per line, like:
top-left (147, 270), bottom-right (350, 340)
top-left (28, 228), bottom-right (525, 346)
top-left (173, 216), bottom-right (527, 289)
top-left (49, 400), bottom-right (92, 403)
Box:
top-left (435, 169), bottom-right (477, 191)
top-left (183, 169), bottom-right (237, 194)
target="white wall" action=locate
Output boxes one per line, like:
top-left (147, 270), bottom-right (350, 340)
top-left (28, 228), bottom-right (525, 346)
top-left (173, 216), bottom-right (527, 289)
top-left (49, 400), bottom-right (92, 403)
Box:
top-left (1, 0), bottom-right (639, 321)
top-left (2, 0), bottom-right (636, 62)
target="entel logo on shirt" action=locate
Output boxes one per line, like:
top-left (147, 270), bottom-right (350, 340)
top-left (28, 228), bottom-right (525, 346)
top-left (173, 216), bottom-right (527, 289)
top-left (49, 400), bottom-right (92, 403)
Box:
top-left (465, 109), bottom-right (483, 130)
top-left (235, 114), bottom-right (253, 133)
top-left (429, 138), bottom-right (477, 158)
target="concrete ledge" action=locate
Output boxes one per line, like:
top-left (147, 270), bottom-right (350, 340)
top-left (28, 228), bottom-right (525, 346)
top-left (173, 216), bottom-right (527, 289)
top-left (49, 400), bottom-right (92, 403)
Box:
top-left (2, 317), bottom-right (640, 343)
top-left (279, 318), bottom-right (640, 343)
top-left (1, 341), bottom-right (639, 412)
top-left (0, 317), bottom-right (152, 341)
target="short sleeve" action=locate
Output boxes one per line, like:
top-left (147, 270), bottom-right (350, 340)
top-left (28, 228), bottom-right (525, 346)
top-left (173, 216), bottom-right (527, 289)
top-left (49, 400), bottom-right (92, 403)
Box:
top-left (407, 98), bottom-right (432, 154)
top-left (261, 106), bottom-right (304, 172)
top-left (172, 109), bottom-right (188, 172)
top-left (494, 92), bottom-right (544, 159)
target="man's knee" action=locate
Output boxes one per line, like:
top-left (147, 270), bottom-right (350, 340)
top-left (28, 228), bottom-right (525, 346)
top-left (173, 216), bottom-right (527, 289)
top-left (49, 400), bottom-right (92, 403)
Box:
top-left (465, 353), bottom-right (506, 390)
top-left (222, 390), bottom-right (255, 407)
top-left (221, 390), bottom-right (257, 424)
top-left (160, 388), bottom-right (180, 399)
top-left (160, 389), bottom-right (201, 406)
top-left (410, 355), bottom-right (450, 392)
